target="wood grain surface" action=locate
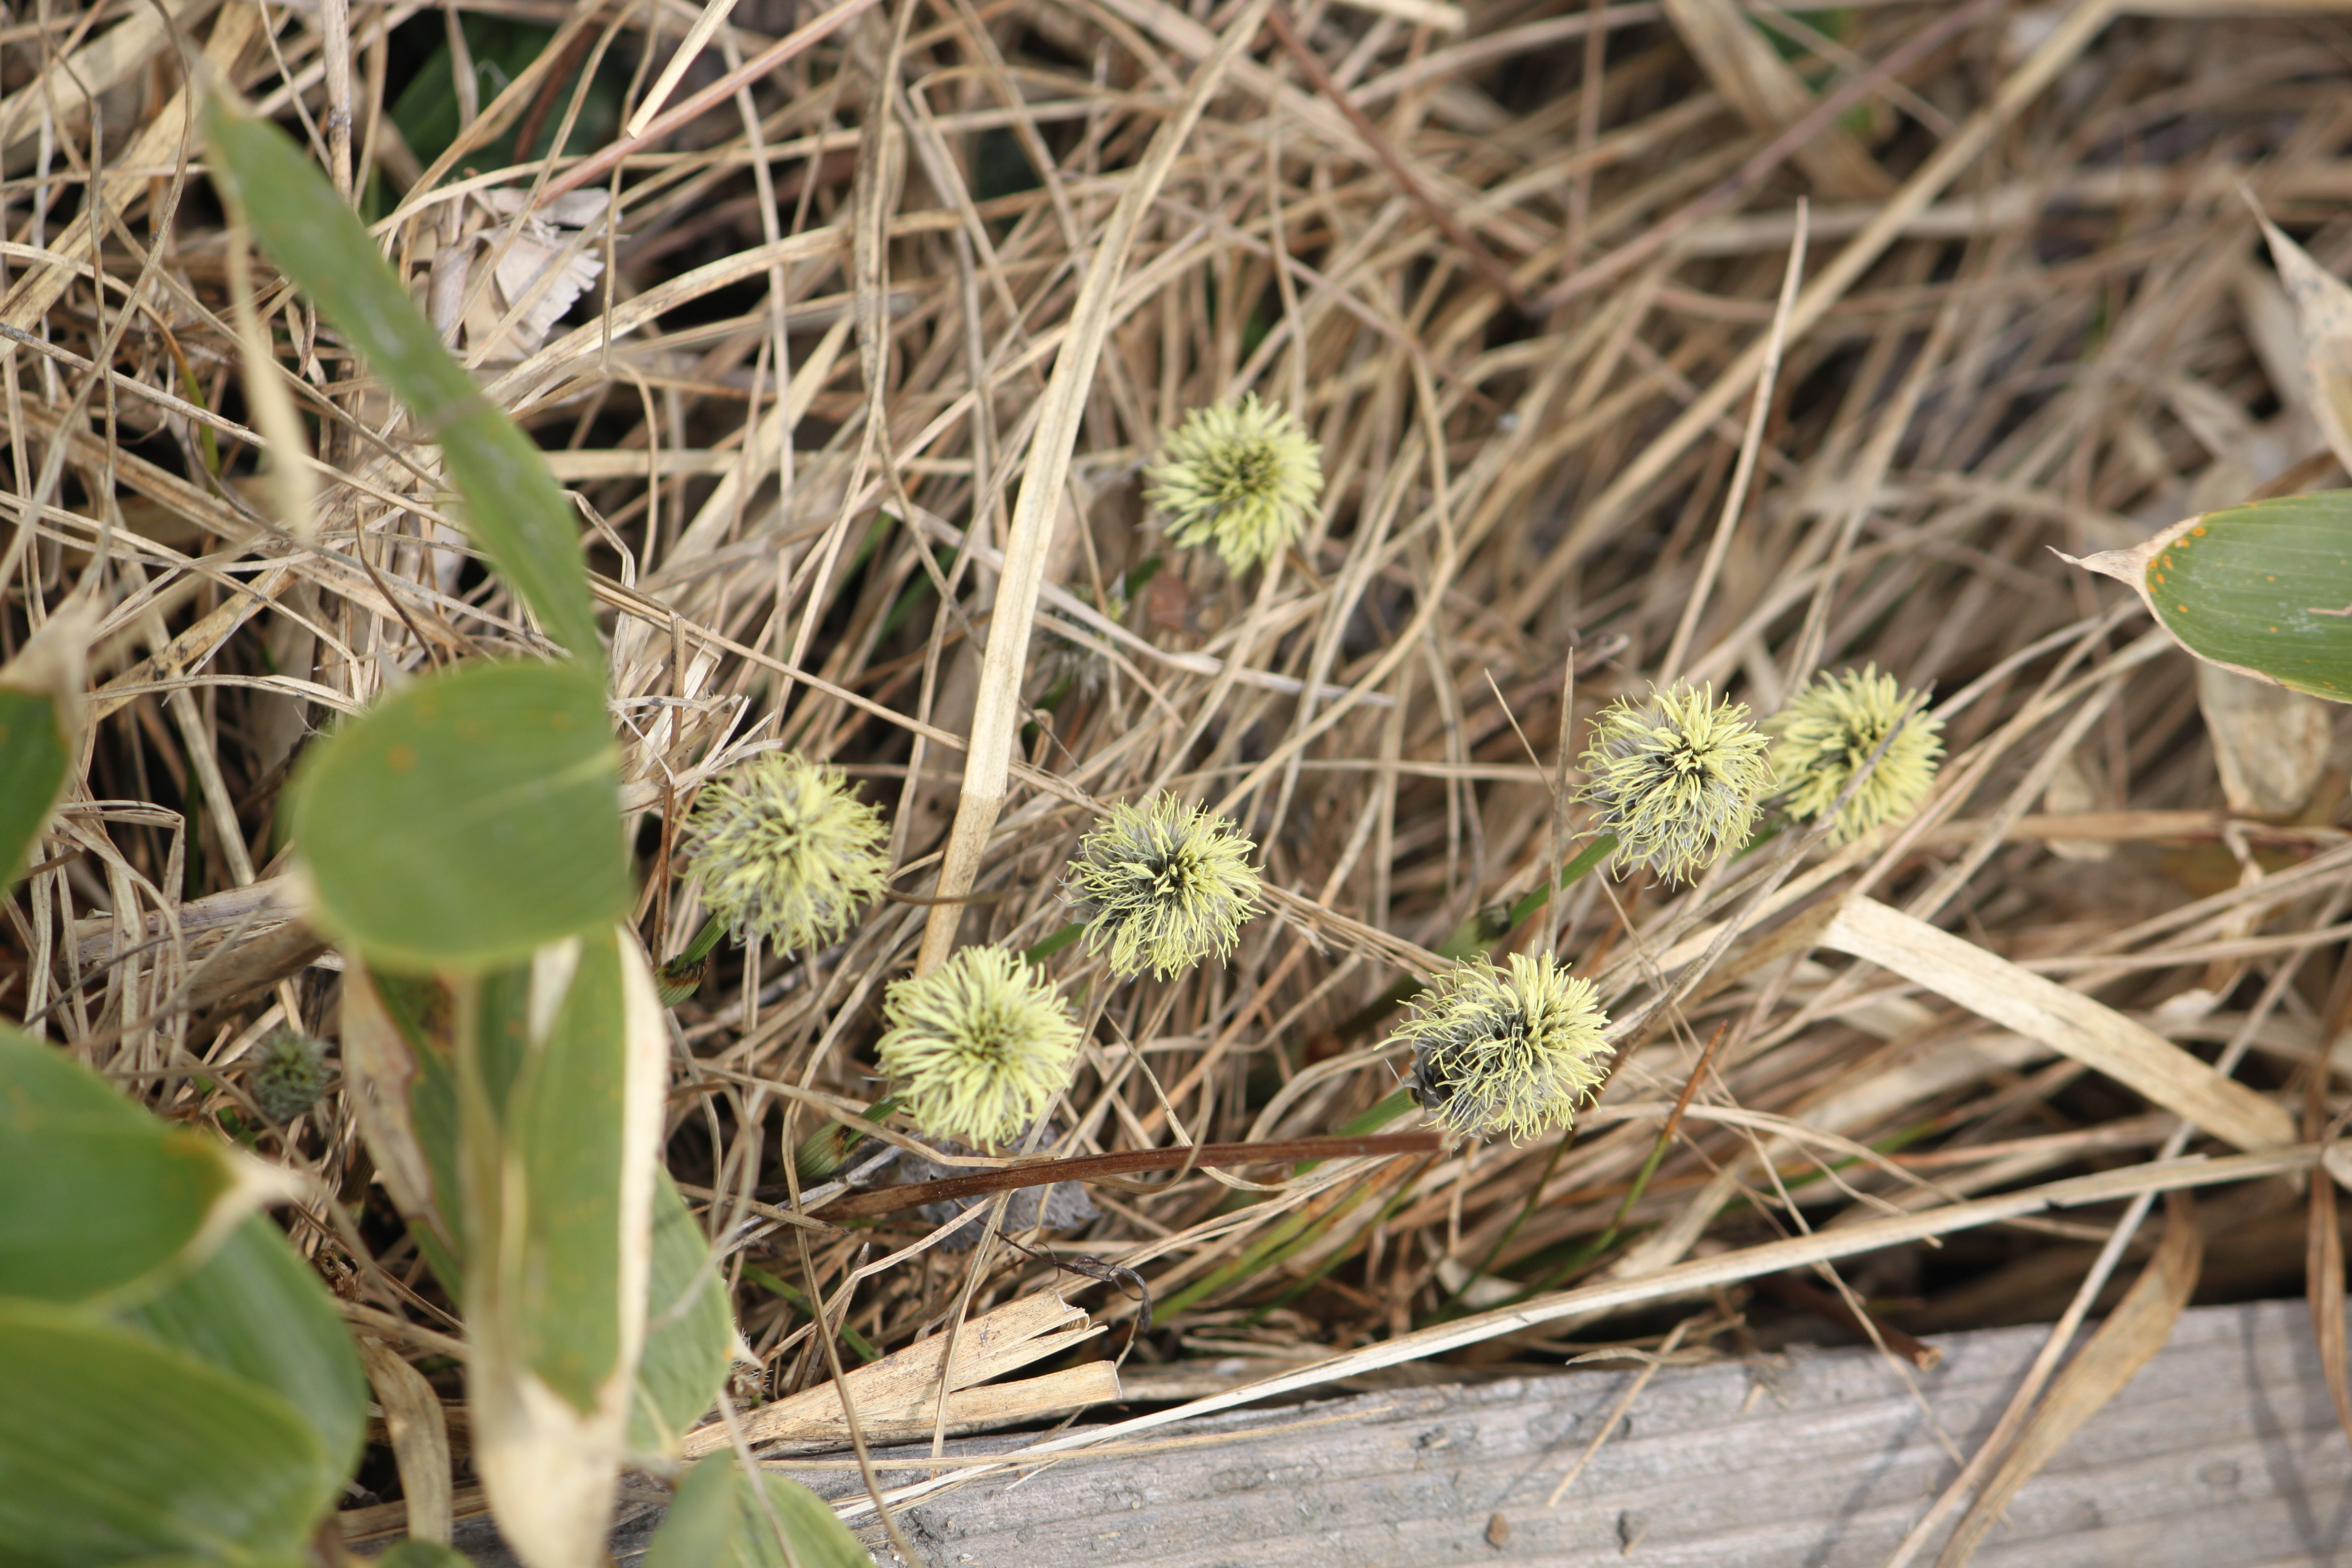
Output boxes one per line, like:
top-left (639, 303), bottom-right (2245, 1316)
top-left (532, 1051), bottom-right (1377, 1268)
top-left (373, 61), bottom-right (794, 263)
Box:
top-left (430, 1297), bottom-right (2352, 1567)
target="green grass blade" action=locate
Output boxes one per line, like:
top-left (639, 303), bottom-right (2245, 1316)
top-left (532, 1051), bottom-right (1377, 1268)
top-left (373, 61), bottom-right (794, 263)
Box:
top-left (202, 102), bottom-right (602, 660)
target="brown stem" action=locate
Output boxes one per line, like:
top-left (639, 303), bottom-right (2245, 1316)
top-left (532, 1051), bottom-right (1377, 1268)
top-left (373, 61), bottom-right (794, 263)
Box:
top-left (805, 1131), bottom-right (1443, 1220)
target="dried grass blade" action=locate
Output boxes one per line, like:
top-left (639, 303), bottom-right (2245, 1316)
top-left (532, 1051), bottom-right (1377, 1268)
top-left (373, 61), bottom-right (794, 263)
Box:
top-left (1821, 896), bottom-right (2293, 1152)
top-left (914, 0), bottom-right (1275, 972)
top-left (356, 1336), bottom-right (454, 1545)
top-left (1931, 1194), bottom-right (2203, 1568)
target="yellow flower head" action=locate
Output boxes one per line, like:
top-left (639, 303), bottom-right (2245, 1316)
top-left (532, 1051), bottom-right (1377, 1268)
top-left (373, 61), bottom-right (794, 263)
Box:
top-left (249, 1028), bottom-right (331, 1123)
top-left (687, 752), bottom-right (887, 955)
top-left (876, 947), bottom-right (1083, 1146)
top-left (1394, 954), bottom-right (1612, 1141)
top-left (1066, 792), bottom-right (1262, 980)
top-left (1767, 666), bottom-right (1943, 844)
top-left (1579, 681), bottom-right (1772, 883)
top-left (1146, 393), bottom-right (1323, 573)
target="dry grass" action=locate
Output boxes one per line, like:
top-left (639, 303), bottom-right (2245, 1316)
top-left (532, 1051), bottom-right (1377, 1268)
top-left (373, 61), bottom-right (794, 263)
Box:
top-left (11, 0), bottom-right (2352, 1537)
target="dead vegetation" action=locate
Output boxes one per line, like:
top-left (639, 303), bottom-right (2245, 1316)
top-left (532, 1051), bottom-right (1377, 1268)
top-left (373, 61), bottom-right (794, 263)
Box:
top-left (10, 0), bottom-right (2352, 1546)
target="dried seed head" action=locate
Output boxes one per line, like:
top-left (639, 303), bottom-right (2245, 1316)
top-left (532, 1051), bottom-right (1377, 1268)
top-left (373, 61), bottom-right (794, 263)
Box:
top-left (1066, 792), bottom-right (1262, 980)
top-left (249, 1029), bottom-right (331, 1123)
top-left (1395, 954), bottom-right (1612, 1141)
top-left (1578, 681), bottom-right (1772, 883)
top-left (687, 752), bottom-right (887, 956)
top-left (1768, 665), bottom-right (1944, 844)
top-left (1146, 393), bottom-right (1324, 573)
top-left (876, 946), bottom-right (1084, 1146)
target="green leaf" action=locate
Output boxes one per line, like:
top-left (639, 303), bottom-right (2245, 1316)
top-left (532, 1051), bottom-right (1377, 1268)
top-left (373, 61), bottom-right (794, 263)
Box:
top-left (0, 603), bottom-right (93, 894)
top-left (643, 1460), bottom-right (871, 1568)
top-left (462, 930), bottom-right (667, 1568)
top-left (201, 103), bottom-right (602, 660)
top-left (0, 1299), bottom-right (334, 1568)
top-left (120, 1214), bottom-right (370, 1481)
top-left (2065, 491), bottom-right (2352, 702)
top-left (0, 687), bottom-right (67, 894)
top-left (288, 659), bottom-right (627, 972)
top-left (631, 1172), bottom-right (735, 1460)
top-left (0, 1029), bottom-right (249, 1304)
top-left (370, 1544), bottom-right (476, 1568)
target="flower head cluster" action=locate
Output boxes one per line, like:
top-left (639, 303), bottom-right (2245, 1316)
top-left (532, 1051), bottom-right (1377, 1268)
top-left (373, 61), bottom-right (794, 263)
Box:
top-left (1066, 792), bottom-right (1262, 980)
top-left (1395, 954), bottom-right (1613, 1141)
top-left (1578, 682), bottom-right (1773, 883)
top-left (249, 1029), bottom-right (331, 1123)
top-left (876, 946), bottom-right (1083, 1146)
top-left (687, 752), bottom-right (887, 956)
top-left (1767, 666), bottom-right (1944, 844)
top-left (1146, 393), bottom-right (1323, 573)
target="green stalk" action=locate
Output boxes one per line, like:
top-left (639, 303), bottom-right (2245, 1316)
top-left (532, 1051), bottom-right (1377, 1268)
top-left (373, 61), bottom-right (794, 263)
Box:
top-left (655, 912), bottom-right (728, 1006)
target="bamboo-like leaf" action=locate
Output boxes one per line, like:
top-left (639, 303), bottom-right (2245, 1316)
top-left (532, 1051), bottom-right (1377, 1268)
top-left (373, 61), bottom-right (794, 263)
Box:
top-left (0, 1028), bottom-right (287, 1304)
top-left (200, 103), bottom-right (601, 659)
top-left (0, 602), bottom-right (94, 893)
top-left (122, 1214), bottom-right (370, 1483)
top-left (290, 659), bottom-right (627, 972)
top-left (0, 1299), bottom-right (336, 1568)
top-left (2060, 491), bottom-right (2352, 702)
top-left (464, 928), bottom-right (667, 1568)
top-left (642, 1459), bottom-right (871, 1568)
top-left (631, 1171), bottom-right (736, 1461)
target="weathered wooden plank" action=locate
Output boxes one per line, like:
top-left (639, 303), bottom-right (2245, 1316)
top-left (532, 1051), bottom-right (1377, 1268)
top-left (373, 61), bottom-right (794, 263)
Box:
top-left (432, 1299), bottom-right (2352, 1567)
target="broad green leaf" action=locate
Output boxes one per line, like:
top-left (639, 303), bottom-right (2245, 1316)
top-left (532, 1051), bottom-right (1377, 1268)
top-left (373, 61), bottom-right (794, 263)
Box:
top-left (0, 1029), bottom-right (249, 1304)
top-left (0, 602), bottom-right (93, 893)
top-left (463, 930), bottom-right (667, 1568)
top-left (0, 1300), bottom-right (333, 1568)
top-left (643, 1460), bottom-right (871, 1568)
top-left (201, 105), bottom-right (601, 660)
top-left (120, 1214), bottom-right (370, 1481)
top-left (631, 1172), bottom-right (735, 1460)
top-left (289, 659), bottom-right (627, 972)
top-left (2063, 491), bottom-right (2352, 703)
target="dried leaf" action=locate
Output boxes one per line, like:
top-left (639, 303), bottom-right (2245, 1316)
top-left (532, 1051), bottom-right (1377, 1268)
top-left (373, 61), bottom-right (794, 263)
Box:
top-left (358, 1337), bottom-right (454, 1545)
top-left (2254, 209), bottom-right (2352, 480)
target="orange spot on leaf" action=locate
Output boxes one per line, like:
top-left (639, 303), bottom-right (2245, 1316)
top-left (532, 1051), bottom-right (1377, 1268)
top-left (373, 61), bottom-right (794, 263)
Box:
top-left (388, 744), bottom-right (418, 774)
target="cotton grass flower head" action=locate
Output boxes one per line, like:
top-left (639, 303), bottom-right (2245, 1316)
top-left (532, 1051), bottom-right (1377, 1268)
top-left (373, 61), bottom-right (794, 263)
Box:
top-left (687, 752), bottom-right (887, 956)
top-left (876, 947), bottom-right (1083, 1146)
top-left (249, 1029), bottom-right (331, 1124)
top-left (1768, 665), bottom-right (1943, 844)
top-left (1146, 392), bottom-right (1323, 573)
top-left (1578, 681), bottom-right (1772, 883)
top-left (1395, 954), bottom-right (1612, 1141)
top-left (1066, 791), bottom-right (1262, 980)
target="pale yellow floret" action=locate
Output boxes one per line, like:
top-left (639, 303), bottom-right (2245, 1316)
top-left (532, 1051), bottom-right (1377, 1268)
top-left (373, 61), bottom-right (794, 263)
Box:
top-left (1394, 954), bottom-right (1613, 1141)
top-left (1066, 792), bottom-right (1262, 980)
top-left (1146, 393), bottom-right (1324, 573)
top-left (876, 947), bottom-right (1083, 1146)
top-left (687, 752), bottom-right (888, 956)
top-left (1578, 681), bottom-right (1772, 883)
top-left (1767, 665), bottom-right (1944, 844)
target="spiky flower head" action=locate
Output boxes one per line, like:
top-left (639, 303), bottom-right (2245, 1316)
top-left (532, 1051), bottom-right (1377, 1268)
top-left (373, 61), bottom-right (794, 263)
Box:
top-left (1394, 953), bottom-right (1613, 1141)
top-left (1767, 665), bottom-right (1944, 844)
top-left (1578, 681), bottom-right (1773, 883)
top-left (875, 946), bottom-right (1084, 1146)
top-left (1146, 392), bottom-right (1323, 573)
top-left (249, 1029), bottom-right (331, 1123)
top-left (1065, 792), bottom-right (1262, 980)
top-left (687, 752), bottom-right (888, 955)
